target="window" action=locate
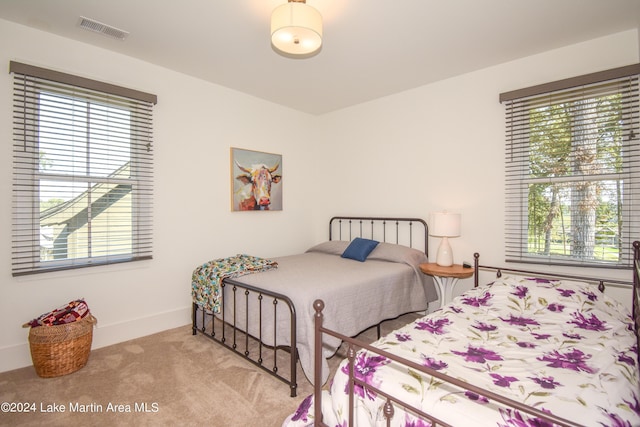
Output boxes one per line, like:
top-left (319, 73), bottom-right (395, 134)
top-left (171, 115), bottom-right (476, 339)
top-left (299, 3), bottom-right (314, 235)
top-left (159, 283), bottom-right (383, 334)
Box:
top-left (501, 64), bottom-right (640, 268)
top-left (10, 62), bottom-right (157, 276)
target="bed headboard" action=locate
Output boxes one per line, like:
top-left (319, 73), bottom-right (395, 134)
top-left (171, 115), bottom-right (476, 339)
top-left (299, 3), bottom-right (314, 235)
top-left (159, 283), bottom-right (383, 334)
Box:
top-left (329, 216), bottom-right (428, 256)
top-left (473, 251), bottom-right (635, 292)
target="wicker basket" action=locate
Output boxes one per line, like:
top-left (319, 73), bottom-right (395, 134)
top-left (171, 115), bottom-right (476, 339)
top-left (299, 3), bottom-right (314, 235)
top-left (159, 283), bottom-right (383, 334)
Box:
top-left (28, 314), bottom-right (97, 378)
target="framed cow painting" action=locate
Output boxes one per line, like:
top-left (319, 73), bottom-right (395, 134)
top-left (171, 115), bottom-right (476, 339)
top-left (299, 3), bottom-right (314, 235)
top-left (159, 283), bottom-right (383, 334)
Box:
top-left (230, 147), bottom-right (283, 211)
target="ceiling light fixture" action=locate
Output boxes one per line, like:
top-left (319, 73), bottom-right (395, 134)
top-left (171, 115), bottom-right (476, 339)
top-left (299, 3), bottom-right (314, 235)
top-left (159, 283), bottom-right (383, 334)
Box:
top-left (271, 0), bottom-right (322, 58)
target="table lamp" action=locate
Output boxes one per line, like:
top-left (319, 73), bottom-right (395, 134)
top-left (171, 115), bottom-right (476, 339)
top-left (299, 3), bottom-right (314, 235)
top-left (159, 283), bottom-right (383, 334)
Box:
top-left (429, 211), bottom-right (461, 267)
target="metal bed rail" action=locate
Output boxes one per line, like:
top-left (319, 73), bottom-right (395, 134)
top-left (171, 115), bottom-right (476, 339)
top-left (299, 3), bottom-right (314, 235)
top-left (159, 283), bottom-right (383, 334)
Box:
top-left (192, 278), bottom-right (298, 397)
top-left (473, 253), bottom-right (634, 291)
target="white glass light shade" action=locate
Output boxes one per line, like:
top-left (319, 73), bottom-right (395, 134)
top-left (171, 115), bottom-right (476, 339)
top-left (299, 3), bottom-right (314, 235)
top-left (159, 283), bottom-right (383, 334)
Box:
top-left (271, 1), bottom-right (322, 56)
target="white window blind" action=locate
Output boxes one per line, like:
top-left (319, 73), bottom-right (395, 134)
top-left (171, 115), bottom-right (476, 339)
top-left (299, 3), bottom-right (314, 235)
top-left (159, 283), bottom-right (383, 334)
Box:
top-left (501, 64), bottom-right (640, 268)
top-left (10, 61), bottom-right (157, 276)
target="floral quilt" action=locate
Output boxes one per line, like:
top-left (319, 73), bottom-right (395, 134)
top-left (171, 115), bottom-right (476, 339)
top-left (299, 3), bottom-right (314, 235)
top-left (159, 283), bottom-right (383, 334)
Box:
top-left (191, 254), bottom-right (277, 313)
top-left (284, 275), bottom-right (640, 427)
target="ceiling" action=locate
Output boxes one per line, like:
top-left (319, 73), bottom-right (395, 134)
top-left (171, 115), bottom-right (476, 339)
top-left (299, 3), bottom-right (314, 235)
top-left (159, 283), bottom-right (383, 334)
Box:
top-left (1, 0), bottom-right (639, 115)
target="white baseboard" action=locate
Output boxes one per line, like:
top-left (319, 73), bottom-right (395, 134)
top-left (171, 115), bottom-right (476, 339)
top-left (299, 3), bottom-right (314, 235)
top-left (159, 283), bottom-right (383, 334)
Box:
top-left (0, 306), bottom-right (191, 374)
top-left (0, 342), bottom-right (33, 373)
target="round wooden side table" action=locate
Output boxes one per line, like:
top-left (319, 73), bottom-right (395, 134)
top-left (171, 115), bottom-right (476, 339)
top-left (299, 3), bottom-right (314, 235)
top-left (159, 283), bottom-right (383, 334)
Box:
top-left (419, 263), bottom-right (474, 307)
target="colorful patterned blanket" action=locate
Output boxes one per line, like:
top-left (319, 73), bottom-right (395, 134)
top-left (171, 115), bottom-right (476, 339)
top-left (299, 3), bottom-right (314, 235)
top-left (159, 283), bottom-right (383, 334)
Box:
top-left (23, 299), bottom-right (90, 328)
top-left (191, 254), bottom-right (277, 313)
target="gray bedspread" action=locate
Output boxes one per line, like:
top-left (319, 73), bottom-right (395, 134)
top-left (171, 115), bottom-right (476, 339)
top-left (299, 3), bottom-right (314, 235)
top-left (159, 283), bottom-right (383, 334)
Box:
top-left (231, 241), bottom-right (437, 384)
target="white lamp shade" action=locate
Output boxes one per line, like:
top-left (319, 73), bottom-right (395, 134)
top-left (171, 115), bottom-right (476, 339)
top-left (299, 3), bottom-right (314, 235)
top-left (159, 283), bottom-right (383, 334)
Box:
top-left (429, 212), bottom-right (461, 237)
top-left (271, 2), bottom-right (322, 56)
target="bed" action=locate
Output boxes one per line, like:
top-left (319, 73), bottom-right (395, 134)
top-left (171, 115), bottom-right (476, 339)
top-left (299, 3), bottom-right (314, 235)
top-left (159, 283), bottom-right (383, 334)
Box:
top-left (284, 241), bottom-right (640, 426)
top-left (191, 216), bottom-right (438, 397)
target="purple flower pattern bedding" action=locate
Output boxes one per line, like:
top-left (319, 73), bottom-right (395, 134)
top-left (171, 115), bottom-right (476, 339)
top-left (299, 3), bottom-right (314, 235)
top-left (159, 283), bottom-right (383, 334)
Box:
top-left (284, 276), bottom-right (640, 427)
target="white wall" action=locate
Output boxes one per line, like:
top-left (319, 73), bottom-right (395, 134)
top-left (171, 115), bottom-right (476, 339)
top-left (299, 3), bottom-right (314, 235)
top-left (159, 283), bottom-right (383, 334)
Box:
top-left (1, 18), bottom-right (638, 373)
top-left (313, 29), bottom-right (640, 303)
top-left (0, 19), bottom-right (316, 372)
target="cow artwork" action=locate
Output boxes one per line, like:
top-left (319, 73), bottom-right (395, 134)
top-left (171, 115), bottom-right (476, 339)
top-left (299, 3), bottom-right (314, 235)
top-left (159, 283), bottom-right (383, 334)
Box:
top-left (235, 162), bottom-right (282, 210)
top-left (231, 148), bottom-right (282, 211)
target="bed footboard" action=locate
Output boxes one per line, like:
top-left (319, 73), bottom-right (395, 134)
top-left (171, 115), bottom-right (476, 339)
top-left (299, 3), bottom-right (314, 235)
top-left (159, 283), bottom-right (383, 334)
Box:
top-left (192, 278), bottom-right (298, 397)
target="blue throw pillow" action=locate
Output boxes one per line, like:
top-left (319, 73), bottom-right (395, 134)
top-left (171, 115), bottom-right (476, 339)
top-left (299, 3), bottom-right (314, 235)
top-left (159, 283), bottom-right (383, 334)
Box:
top-left (341, 238), bottom-right (379, 262)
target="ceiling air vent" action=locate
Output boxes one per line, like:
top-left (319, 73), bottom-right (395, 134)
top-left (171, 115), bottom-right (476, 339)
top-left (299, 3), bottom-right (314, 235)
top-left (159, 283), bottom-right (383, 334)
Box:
top-left (79, 16), bottom-right (129, 40)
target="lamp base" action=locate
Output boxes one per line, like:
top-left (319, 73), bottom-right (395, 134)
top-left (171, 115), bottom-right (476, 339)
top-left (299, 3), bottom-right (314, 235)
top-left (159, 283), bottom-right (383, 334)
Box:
top-left (436, 237), bottom-right (453, 267)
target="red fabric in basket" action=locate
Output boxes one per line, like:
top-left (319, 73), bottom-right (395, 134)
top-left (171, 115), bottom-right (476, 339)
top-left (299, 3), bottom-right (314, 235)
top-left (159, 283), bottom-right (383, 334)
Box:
top-left (26, 299), bottom-right (90, 328)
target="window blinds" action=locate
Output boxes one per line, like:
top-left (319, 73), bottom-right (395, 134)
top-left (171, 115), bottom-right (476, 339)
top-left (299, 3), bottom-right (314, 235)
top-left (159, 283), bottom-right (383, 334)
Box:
top-left (501, 64), bottom-right (640, 268)
top-left (10, 61), bottom-right (156, 275)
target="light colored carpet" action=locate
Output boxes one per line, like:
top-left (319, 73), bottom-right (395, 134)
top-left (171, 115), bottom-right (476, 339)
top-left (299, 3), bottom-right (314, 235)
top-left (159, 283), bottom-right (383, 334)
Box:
top-left (0, 313), bottom-right (420, 427)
